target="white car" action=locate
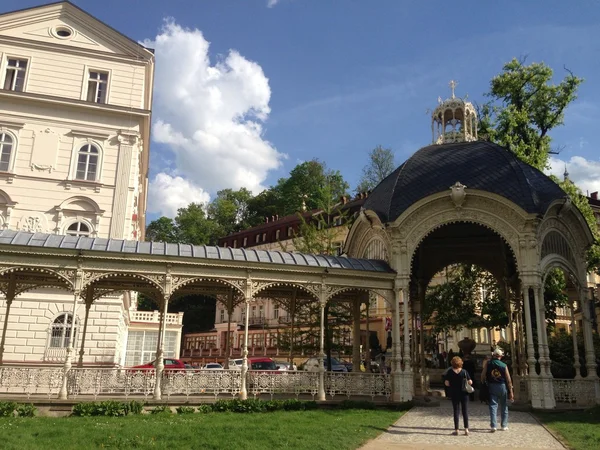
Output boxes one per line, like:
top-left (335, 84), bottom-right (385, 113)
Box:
top-left (203, 363), bottom-right (223, 370)
top-left (227, 359), bottom-right (244, 370)
top-left (274, 361), bottom-right (297, 371)
top-left (303, 357), bottom-right (348, 372)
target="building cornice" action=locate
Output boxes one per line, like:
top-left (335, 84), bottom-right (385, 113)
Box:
top-left (0, 89), bottom-right (151, 118)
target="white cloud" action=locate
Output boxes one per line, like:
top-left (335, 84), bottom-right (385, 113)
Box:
top-left (548, 156), bottom-right (600, 195)
top-left (267, 0), bottom-right (280, 7)
top-left (143, 20), bottom-right (283, 217)
top-left (147, 173), bottom-right (210, 217)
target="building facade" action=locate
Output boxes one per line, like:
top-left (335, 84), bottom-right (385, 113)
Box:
top-left (0, 2), bottom-right (182, 367)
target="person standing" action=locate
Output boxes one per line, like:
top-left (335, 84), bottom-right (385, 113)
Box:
top-left (444, 356), bottom-right (472, 436)
top-left (481, 348), bottom-right (514, 432)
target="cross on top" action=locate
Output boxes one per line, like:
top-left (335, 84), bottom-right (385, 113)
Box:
top-left (449, 80), bottom-right (458, 98)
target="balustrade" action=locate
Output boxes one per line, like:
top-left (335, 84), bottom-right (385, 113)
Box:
top-left (552, 379), bottom-right (598, 406)
top-left (0, 366), bottom-right (63, 398)
top-left (326, 372), bottom-right (391, 399)
top-left (162, 369), bottom-right (241, 399)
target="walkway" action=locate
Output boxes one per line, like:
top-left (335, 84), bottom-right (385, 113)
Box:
top-left (361, 401), bottom-right (565, 450)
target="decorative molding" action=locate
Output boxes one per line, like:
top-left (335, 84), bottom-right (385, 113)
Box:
top-left (0, 119), bottom-right (25, 129)
top-left (449, 182), bottom-right (467, 209)
top-left (18, 213), bottom-right (48, 233)
top-left (69, 129), bottom-right (111, 141)
top-left (30, 163), bottom-right (53, 173)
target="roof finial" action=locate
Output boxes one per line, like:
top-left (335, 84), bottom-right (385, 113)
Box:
top-left (449, 80), bottom-right (458, 99)
top-left (563, 164), bottom-right (569, 181)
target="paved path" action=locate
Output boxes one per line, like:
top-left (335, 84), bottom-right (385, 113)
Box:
top-left (361, 401), bottom-right (565, 450)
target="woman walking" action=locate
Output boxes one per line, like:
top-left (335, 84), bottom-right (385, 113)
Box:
top-left (444, 356), bottom-right (473, 436)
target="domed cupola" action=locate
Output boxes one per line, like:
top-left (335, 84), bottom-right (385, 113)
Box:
top-left (431, 80), bottom-right (478, 144)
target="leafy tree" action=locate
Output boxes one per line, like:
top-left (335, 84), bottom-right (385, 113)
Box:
top-left (174, 203), bottom-right (220, 245)
top-left (146, 217), bottom-right (178, 243)
top-left (480, 58), bottom-right (583, 170)
top-left (356, 145), bottom-right (395, 193)
top-left (274, 160), bottom-right (349, 216)
top-left (207, 188), bottom-right (254, 236)
top-left (246, 188), bottom-right (282, 227)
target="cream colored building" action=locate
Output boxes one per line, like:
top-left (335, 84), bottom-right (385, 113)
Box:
top-left (0, 1), bottom-right (181, 367)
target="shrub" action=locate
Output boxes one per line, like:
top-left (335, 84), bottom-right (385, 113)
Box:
top-left (72, 402), bottom-right (97, 417)
top-left (128, 401), bottom-right (144, 415)
top-left (197, 404), bottom-right (213, 414)
top-left (16, 403), bottom-right (37, 417)
top-left (212, 399), bottom-right (232, 412)
top-left (263, 400), bottom-right (283, 412)
top-left (151, 405), bottom-right (172, 415)
top-left (282, 399), bottom-right (304, 411)
top-left (338, 400), bottom-right (376, 410)
top-left (176, 406), bottom-right (195, 414)
top-left (0, 402), bottom-right (17, 417)
top-left (303, 401), bottom-right (318, 410)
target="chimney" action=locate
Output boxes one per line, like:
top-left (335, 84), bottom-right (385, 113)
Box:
top-left (592, 191), bottom-right (598, 200)
top-left (265, 217), bottom-right (269, 223)
top-left (271, 216), bottom-right (275, 222)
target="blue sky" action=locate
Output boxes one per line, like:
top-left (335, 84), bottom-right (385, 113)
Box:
top-left (5, 0), bottom-right (600, 221)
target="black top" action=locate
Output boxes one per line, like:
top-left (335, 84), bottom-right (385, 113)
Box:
top-left (445, 368), bottom-right (471, 398)
top-left (363, 141), bottom-right (566, 223)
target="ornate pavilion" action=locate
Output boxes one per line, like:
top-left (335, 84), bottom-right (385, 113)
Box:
top-left (0, 85), bottom-right (598, 408)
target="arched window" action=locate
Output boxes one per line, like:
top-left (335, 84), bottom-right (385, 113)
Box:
top-left (66, 221), bottom-right (91, 237)
top-left (75, 144), bottom-right (99, 181)
top-left (50, 313), bottom-right (77, 348)
top-left (0, 133), bottom-right (13, 172)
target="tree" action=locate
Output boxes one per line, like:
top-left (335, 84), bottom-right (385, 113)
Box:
top-left (274, 160), bottom-right (349, 216)
top-left (146, 217), bottom-right (178, 243)
top-left (207, 188), bottom-right (254, 236)
top-left (174, 203), bottom-right (220, 245)
top-left (480, 58), bottom-right (583, 170)
top-left (356, 145), bottom-right (395, 193)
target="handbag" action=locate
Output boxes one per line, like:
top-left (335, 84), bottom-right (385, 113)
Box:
top-left (462, 371), bottom-right (474, 393)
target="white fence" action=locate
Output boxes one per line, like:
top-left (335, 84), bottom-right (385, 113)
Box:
top-left (0, 366), bottom-right (392, 401)
top-left (552, 378), bottom-right (599, 406)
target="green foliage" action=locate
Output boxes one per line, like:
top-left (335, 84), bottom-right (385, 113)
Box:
top-left (0, 402), bottom-right (17, 417)
top-left (543, 268), bottom-right (570, 331)
top-left (15, 403), bottom-right (37, 417)
top-left (206, 399), bottom-right (321, 413)
top-left (338, 399), bottom-right (376, 410)
top-left (151, 405), bottom-right (172, 415)
top-left (548, 329), bottom-right (576, 378)
top-left (282, 399), bottom-right (306, 411)
top-left (480, 58), bottom-right (583, 170)
top-left (356, 145), bottom-right (395, 193)
top-left (197, 404), bottom-right (213, 414)
top-left (175, 405), bottom-right (196, 414)
top-left (71, 401), bottom-right (144, 417)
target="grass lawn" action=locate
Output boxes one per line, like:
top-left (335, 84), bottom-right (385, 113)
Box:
top-left (535, 406), bottom-right (600, 450)
top-left (0, 409), bottom-right (403, 450)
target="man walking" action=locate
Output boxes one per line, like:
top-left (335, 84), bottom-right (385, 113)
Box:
top-left (481, 348), bottom-right (514, 432)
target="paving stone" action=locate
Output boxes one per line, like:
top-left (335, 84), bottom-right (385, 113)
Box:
top-left (362, 401), bottom-right (564, 450)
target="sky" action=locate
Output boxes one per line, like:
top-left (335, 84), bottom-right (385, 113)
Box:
top-left (4, 0), bottom-right (600, 221)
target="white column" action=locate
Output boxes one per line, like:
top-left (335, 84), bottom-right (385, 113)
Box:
top-left (239, 299), bottom-right (251, 400)
top-left (391, 289), bottom-right (402, 402)
top-left (402, 287), bottom-right (411, 372)
top-left (580, 288), bottom-right (598, 380)
top-left (77, 301), bottom-right (92, 368)
top-left (533, 284), bottom-right (555, 408)
top-left (317, 298), bottom-right (326, 401)
top-left (352, 298), bottom-right (361, 371)
top-left (570, 302), bottom-right (581, 379)
top-left (153, 297), bottom-right (168, 400)
top-left (522, 286), bottom-right (537, 376)
top-left (59, 291), bottom-right (80, 400)
top-left (0, 276), bottom-right (16, 366)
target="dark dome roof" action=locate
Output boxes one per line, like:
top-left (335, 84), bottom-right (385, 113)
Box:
top-left (363, 141), bottom-right (566, 223)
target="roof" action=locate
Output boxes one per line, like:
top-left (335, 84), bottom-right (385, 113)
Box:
top-left (0, 230), bottom-right (393, 273)
top-left (364, 141), bottom-right (566, 223)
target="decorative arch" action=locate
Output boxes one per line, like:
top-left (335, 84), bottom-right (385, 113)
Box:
top-left (56, 196), bottom-right (104, 236)
top-left (361, 236), bottom-right (390, 262)
top-left (82, 272), bottom-right (164, 295)
top-left (540, 255), bottom-right (583, 289)
top-left (326, 286), bottom-right (393, 307)
top-left (170, 277), bottom-right (246, 300)
top-left (0, 266), bottom-right (74, 293)
top-left (252, 281), bottom-right (320, 302)
top-left (0, 128), bottom-right (19, 173)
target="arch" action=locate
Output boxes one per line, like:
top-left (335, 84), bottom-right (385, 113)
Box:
top-left (170, 277), bottom-right (246, 300)
top-left (58, 196), bottom-right (102, 214)
top-left (62, 218), bottom-right (94, 236)
top-left (540, 255), bottom-right (583, 290)
top-left (541, 230), bottom-right (577, 269)
top-left (75, 143), bottom-right (100, 181)
top-left (82, 272), bottom-right (164, 295)
top-left (48, 312), bottom-right (78, 348)
top-left (0, 189), bottom-right (16, 206)
top-left (326, 286), bottom-right (393, 307)
top-left (252, 282), bottom-right (320, 302)
top-left (0, 129), bottom-right (17, 173)
top-left (362, 236), bottom-right (390, 262)
top-left (0, 266), bottom-right (74, 291)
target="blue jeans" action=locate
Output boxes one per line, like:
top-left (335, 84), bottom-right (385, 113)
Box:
top-left (488, 383), bottom-right (508, 429)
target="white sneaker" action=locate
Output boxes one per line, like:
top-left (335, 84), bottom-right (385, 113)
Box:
top-left (501, 427), bottom-right (509, 431)
top-left (491, 428), bottom-right (497, 433)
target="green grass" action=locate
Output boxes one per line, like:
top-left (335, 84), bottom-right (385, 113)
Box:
top-left (535, 406), bottom-right (600, 450)
top-left (0, 409), bottom-right (403, 450)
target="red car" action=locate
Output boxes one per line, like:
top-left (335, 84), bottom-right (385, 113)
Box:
top-left (131, 358), bottom-right (186, 371)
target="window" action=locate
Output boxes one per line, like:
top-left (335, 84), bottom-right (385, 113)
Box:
top-left (273, 305), bottom-right (279, 319)
top-left (243, 237), bottom-right (247, 247)
top-left (262, 233), bottom-right (266, 242)
top-left (220, 309), bottom-right (225, 323)
top-left (49, 313), bottom-right (77, 348)
top-left (66, 222), bottom-right (91, 237)
top-left (287, 227), bottom-right (293, 238)
top-left (259, 305), bottom-right (264, 318)
top-left (0, 133), bottom-right (13, 172)
top-left (252, 305), bottom-right (256, 318)
top-left (275, 229), bottom-right (280, 240)
top-left (3, 58), bottom-right (27, 92)
top-left (124, 330), bottom-right (178, 367)
top-left (233, 240), bottom-right (237, 248)
top-left (76, 144), bottom-right (99, 181)
top-left (255, 234), bottom-right (260, 244)
top-left (87, 70), bottom-right (108, 103)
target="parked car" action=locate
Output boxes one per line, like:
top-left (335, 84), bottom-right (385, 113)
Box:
top-left (302, 356), bottom-right (348, 372)
top-left (274, 361), bottom-right (297, 371)
top-left (227, 358), bottom-right (244, 370)
top-left (248, 357), bottom-right (278, 371)
top-left (131, 358), bottom-right (186, 371)
top-left (203, 363), bottom-right (223, 370)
